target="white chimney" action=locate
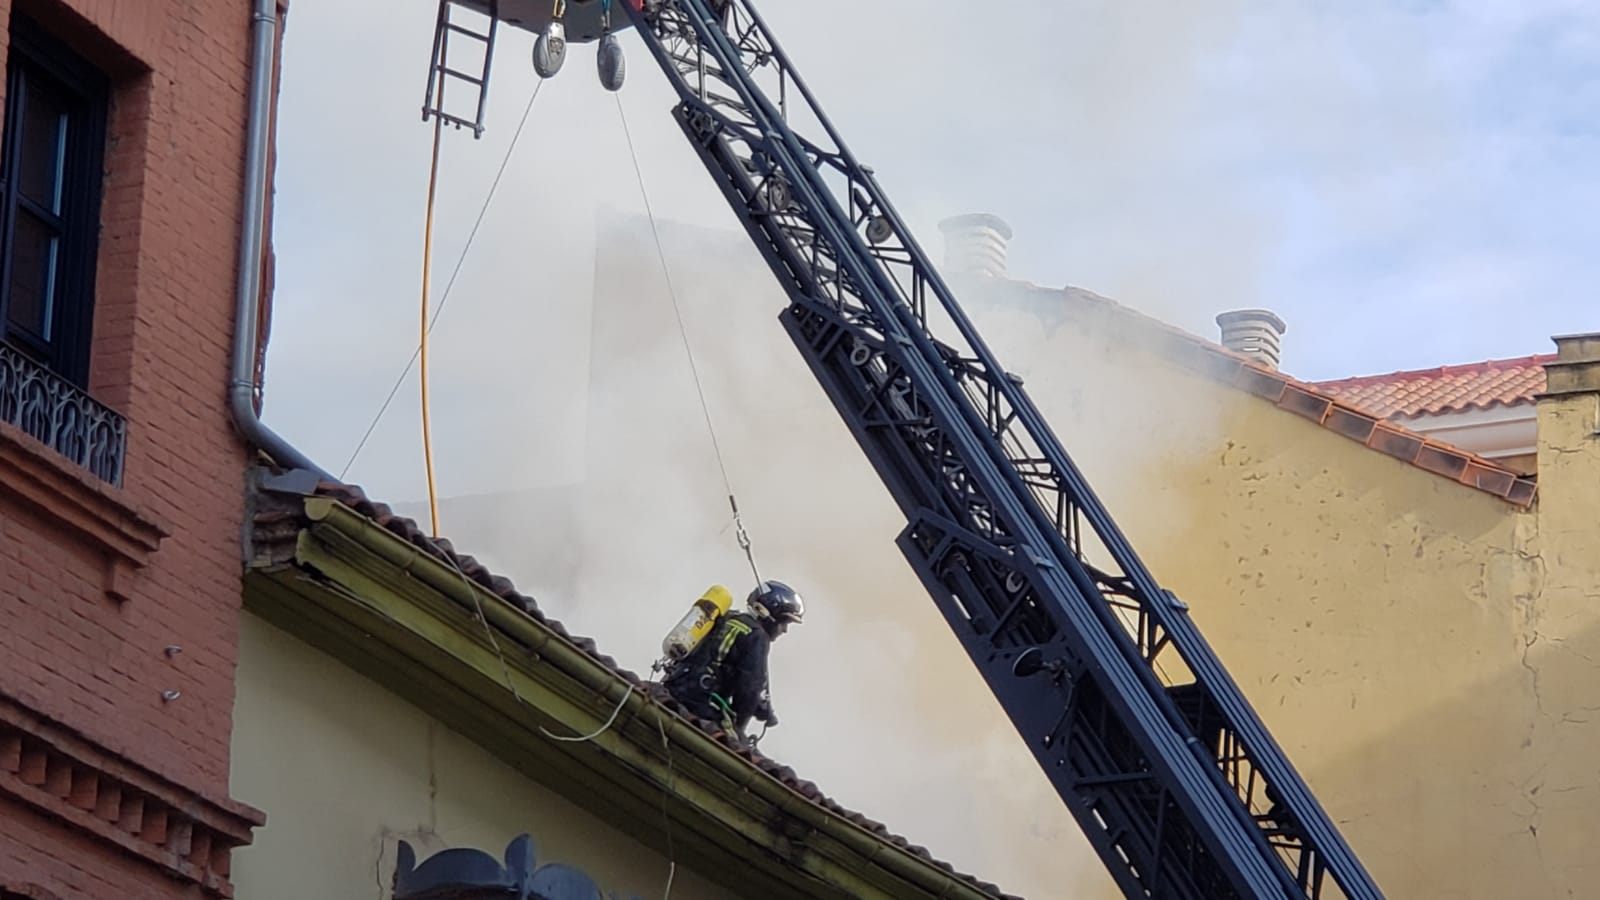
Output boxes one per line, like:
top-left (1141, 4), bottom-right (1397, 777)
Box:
top-left (1215, 308), bottom-right (1287, 370)
top-left (938, 213), bottom-right (1013, 278)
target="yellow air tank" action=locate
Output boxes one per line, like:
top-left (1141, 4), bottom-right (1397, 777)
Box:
top-left (661, 584), bottom-right (734, 661)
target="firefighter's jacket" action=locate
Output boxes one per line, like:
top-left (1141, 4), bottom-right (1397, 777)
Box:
top-left (663, 610), bottom-right (771, 730)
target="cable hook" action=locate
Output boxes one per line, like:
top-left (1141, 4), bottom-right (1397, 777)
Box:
top-left (729, 493), bottom-right (761, 584)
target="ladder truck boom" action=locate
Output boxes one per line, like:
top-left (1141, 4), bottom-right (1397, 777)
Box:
top-left (460, 1), bottom-right (1382, 896)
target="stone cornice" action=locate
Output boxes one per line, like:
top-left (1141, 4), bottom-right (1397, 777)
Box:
top-left (0, 689), bottom-right (264, 897)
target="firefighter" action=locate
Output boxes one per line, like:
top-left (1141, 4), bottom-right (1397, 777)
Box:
top-left (662, 580), bottom-right (804, 743)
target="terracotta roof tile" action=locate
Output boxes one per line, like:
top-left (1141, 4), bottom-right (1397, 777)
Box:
top-left (260, 479), bottom-right (1020, 900)
top-left (1309, 355), bottom-right (1553, 419)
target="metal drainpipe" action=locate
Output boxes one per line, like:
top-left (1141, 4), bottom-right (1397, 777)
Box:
top-left (228, 0), bottom-right (334, 480)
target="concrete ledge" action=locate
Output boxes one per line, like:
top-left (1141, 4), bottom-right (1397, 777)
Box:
top-left (0, 421), bottom-right (169, 601)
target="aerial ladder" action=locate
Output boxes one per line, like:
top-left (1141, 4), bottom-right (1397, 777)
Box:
top-left (434, 1), bottom-right (1387, 896)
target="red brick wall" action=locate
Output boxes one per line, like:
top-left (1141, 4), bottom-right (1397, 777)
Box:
top-left (0, 0), bottom-right (279, 895)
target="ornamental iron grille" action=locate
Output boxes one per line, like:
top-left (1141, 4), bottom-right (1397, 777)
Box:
top-left (0, 339), bottom-right (125, 485)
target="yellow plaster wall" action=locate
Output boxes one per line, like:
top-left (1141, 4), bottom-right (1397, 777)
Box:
top-left (966, 287), bottom-right (1600, 899)
top-left (228, 612), bottom-right (740, 900)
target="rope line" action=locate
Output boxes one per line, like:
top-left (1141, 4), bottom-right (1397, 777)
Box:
top-left (439, 535), bottom-right (679, 900)
top-left (434, 539), bottom-right (662, 745)
top-left (540, 684), bottom-right (637, 742)
top-left (339, 78), bottom-right (548, 481)
top-left (653, 712), bottom-right (679, 900)
top-left (613, 92), bottom-right (762, 586)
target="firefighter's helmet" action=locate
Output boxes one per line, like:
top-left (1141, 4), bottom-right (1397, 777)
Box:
top-left (748, 580), bottom-right (805, 626)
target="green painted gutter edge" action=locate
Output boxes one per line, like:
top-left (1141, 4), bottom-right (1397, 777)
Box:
top-left (297, 495), bottom-right (1008, 900)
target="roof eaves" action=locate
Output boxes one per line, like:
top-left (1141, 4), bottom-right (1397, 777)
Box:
top-left (1026, 283), bottom-right (1539, 508)
top-left (1158, 334), bottom-right (1537, 507)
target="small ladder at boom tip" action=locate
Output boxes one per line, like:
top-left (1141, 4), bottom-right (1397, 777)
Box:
top-left (423, 0), bottom-right (501, 140)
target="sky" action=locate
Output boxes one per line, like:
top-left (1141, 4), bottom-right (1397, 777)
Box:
top-left (257, 0), bottom-right (1599, 891)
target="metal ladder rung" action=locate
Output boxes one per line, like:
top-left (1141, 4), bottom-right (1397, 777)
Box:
top-left (445, 22), bottom-right (491, 41)
top-left (430, 111), bottom-right (481, 131)
top-left (434, 66), bottom-right (486, 86)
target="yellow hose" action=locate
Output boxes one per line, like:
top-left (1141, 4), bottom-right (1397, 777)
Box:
top-left (419, 74), bottom-right (445, 537)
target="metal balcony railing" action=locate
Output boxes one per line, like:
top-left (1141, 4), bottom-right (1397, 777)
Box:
top-left (0, 340), bottom-right (126, 486)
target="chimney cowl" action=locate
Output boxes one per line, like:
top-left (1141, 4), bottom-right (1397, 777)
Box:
top-left (939, 213), bottom-right (1013, 278)
top-left (1216, 308), bottom-right (1288, 370)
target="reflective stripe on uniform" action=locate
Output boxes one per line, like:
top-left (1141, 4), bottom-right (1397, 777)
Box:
top-left (716, 618), bottom-right (751, 659)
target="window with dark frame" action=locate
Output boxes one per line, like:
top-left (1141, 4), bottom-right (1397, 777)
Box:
top-left (0, 15), bottom-right (108, 389)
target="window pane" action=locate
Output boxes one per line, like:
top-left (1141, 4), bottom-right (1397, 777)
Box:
top-left (7, 208), bottom-right (60, 339)
top-left (19, 76), bottom-right (67, 213)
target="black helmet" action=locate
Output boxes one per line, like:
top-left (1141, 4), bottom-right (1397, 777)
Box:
top-left (748, 580), bottom-right (805, 625)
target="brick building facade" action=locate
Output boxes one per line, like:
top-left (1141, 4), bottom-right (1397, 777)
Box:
top-left (0, 0), bottom-right (282, 895)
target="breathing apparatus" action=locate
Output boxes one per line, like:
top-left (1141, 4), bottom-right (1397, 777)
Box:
top-left (657, 584), bottom-right (734, 669)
